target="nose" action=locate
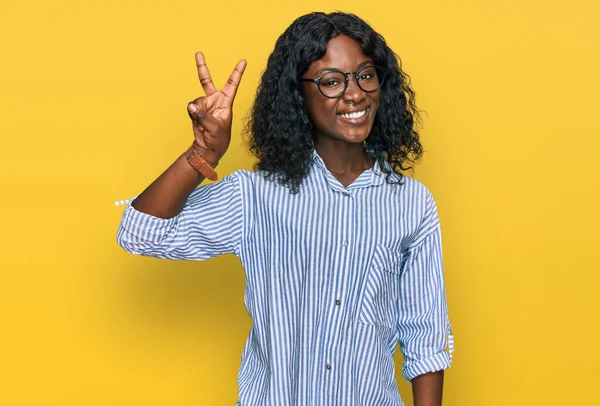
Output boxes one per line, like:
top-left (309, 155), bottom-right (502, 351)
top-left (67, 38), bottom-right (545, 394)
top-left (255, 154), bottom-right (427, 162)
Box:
top-left (342, 76), bottom-right (365, 103)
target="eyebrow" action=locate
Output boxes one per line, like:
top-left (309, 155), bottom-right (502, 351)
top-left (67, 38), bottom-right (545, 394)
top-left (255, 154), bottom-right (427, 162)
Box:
top-left (314, 60), bottom-right (374, 76)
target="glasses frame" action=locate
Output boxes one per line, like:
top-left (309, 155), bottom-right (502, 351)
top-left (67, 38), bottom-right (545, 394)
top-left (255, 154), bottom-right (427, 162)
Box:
top-left (301, 65), bottom-right (387, 99)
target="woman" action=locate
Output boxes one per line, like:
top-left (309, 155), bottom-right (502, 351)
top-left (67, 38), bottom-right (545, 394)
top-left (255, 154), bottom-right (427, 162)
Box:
top-left (117, 11), bottom-right (453, 406)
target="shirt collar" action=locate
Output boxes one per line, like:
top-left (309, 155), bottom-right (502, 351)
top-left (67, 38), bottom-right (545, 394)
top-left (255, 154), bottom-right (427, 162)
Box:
top-left (311, 149), bottom-right (386, 191)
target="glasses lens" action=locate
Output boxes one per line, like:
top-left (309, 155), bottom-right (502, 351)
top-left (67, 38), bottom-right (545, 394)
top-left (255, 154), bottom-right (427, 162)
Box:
top-left (318, 71), bottom-right (346, 97)
top-left (357, 66), bottom-right (385, 92)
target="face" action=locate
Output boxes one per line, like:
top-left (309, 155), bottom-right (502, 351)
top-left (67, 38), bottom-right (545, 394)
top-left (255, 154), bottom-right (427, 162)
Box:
top-left (301, 35), bottom-right (381, 145)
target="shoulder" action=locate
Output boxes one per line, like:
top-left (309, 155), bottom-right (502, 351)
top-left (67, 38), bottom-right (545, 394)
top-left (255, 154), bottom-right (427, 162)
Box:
top-left (224, 170), bottom-right (287, 202)
top-left (228, 169), bottom-right (267, 187)
top-left (229, 169), bottom-right (295, 192)
top-left (392, 176), bottom-right (440, 237)
top-left (391, 175), bottom-right (435, 207)
top-left (396, 177), bottom-right (441, 246)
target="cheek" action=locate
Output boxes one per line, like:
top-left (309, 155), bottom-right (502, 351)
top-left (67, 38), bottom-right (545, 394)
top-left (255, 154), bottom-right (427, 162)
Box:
top-left (322, 101), bottom-right (339, 120)
top-left (306, 99), bottom-right (338, 125)
top-left (303, 90), bottom-right (326, 119)
top-left (370, 96), bottom-right (381, 120)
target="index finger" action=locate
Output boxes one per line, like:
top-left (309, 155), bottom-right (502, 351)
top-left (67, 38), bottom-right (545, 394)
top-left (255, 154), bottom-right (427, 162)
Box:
top-left (221, 59), bottom-right (247, 100)
top-left (195, 52), bottom-right (217, 96)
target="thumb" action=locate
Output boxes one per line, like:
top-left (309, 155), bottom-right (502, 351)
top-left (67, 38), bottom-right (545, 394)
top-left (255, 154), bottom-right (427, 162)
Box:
top-left (187, 103), bottom-right (198, 115)
top-left (188, 102), bottom-right (207, 119)
top-left (187, 98), bottom-right (207, 120)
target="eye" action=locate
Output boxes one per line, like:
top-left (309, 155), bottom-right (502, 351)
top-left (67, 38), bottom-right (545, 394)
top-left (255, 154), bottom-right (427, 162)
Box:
top-left (358, 67), bottom-right (377, 82)
top-left (320, 72), bottom-right (345, 88)
top-left (322, 79), bottom-right (342, 87)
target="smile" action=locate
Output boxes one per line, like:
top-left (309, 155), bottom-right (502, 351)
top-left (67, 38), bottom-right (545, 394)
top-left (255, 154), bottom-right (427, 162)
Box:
top-left (340, 109), bottom-right (366, 119)
top-left (337, 107), bottom-right (370, 125)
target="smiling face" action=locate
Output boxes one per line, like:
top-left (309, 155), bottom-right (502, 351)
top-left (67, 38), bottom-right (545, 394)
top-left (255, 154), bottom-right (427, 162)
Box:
top-left (301, 35), bottom-right (381, 146)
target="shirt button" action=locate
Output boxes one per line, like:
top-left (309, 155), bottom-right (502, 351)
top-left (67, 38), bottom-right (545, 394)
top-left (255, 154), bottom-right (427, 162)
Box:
top-left (326, 364), bottom-right (332, 370)
top-left (335, 299), bottom-right (341, 306)
top-left (342, 241), bottom-right (348, 247)
top-left (344, 192), bottom-right (350, 197)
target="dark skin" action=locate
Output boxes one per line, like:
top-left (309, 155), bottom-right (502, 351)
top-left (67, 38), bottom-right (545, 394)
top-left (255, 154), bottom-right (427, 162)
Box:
top-left (131, 52), bottom-right (246, 218)
top-left (131, 42), bottom-right (444, 405)
top-left (412, 371), bottom-right (444, 406)
top-left (302, 35), bottom-right (445, 406)
top-left (301, 35), bottom-right (378, 187)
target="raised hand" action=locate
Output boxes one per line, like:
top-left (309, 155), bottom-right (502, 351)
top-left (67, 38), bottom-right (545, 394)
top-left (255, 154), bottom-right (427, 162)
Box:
top-left (187, 52), bottom-right (247, 164)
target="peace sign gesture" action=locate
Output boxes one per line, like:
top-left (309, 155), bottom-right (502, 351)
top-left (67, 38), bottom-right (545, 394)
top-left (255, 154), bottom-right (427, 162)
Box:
top-left (187, 52), bottom-right (247, 164)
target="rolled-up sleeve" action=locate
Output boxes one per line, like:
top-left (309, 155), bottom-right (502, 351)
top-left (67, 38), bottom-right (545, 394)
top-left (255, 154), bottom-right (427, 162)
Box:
top-left (116, 173), bottom-right (244, 260)
top-left (397, 191), bottom-right (453, 381)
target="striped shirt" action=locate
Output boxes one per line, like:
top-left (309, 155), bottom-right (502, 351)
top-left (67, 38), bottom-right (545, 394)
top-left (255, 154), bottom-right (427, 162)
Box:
top-left (117, 152), bottom-right (453, 406)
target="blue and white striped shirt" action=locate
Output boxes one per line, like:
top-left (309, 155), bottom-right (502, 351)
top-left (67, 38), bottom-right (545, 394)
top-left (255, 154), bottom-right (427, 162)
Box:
top-left (117, 152), bottom-right (453, 406)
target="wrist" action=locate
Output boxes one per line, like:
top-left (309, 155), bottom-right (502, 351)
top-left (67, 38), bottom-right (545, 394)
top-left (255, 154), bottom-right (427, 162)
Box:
top-left (184, 144), bottom-right (220, 181)
top-left (191, 142), bottom-right (223, 167)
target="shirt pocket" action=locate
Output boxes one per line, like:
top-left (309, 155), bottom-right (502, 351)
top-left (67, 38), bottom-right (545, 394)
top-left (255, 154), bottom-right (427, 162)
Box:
top-left (357, 244), bottom-right (402, 329)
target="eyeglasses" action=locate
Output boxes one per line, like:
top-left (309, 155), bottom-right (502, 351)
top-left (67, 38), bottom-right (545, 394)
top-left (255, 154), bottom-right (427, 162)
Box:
top-left (301, 65), bottom-right (387, 98)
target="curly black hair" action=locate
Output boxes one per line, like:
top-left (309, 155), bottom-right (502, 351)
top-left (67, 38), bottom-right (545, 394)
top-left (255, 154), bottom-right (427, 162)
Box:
top-left (245, 11), bottom-right (423, 193)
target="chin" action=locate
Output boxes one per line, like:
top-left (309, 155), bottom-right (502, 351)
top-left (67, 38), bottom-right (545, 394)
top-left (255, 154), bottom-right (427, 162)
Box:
top-left (316, 122), bottom-right (373, 145)
top-left (341, 134), bottom-right (369, 144)
top-left (336, 127), bottom-right (372, 144)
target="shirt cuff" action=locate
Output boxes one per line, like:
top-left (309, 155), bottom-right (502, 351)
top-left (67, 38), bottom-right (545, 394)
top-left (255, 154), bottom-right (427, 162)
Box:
top-left (401, 350), bottom-right (452, 382)
top-left (119, 202), bottom-right (178, 243)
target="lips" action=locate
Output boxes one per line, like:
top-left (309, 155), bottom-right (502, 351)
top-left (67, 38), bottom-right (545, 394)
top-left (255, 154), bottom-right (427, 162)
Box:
top-left (337, 107), bottom-right (370, 125)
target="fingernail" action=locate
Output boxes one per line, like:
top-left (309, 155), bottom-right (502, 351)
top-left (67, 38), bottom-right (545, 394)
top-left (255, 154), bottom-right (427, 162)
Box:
top-left (188, 104), bottom-right (198, 114)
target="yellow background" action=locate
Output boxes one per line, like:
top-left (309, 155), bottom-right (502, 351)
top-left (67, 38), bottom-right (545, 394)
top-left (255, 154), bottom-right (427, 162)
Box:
top-left (1, 0), bottom-right (599, 404)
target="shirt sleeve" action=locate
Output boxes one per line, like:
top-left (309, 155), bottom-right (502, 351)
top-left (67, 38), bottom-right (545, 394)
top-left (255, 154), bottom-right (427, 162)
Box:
top-left (116, 173), bottom-right (244, 260)
top-left (397, 190), bottom-right (454, 381)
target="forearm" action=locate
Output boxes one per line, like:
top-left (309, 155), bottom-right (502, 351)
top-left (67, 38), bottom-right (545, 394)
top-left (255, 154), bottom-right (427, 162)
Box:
top-left (130, 53), bottom-right (245, 220)
top-left (411, 370), bottom-right (444, 406)
top-left (132, 146), bottom-right (219, 219)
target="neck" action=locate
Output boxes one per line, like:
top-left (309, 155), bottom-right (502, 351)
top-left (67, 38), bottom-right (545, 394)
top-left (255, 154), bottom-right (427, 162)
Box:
top-left (314, 137), bottom-right (373, 178)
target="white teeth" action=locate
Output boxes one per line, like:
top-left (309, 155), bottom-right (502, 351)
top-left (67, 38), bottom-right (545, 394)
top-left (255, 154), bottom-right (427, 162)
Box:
top-left (341, 109), bottom-right (366, 119)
